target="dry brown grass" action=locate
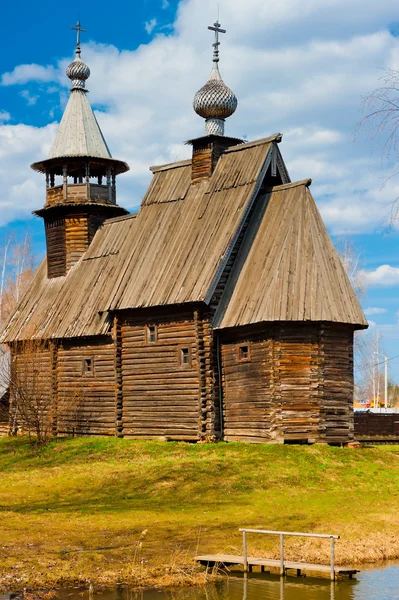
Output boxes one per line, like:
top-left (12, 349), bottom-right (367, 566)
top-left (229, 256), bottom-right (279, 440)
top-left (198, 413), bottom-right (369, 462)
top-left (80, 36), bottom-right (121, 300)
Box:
top-left (1, 437), bottom-right (399, 592)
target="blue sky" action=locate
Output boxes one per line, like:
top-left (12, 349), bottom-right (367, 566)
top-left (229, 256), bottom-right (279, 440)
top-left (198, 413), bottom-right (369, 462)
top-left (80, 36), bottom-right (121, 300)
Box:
top-left (2, 0), bottom-right (399, 384)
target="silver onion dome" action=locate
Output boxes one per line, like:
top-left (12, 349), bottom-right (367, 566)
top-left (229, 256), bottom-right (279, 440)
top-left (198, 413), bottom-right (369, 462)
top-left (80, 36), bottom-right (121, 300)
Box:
top-left (193, 20), bottom-right (237, 136)
top-left (67, 57), bottom-right (91, 90)
top-left (67, 22), bottom-right (90, 91)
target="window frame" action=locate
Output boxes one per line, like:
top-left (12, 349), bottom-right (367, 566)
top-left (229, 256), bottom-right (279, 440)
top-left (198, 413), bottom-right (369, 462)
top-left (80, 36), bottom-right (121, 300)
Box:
top-left (146, 324), bottom-right (158, 344)
top-left (82, 356), bottom-right (95, 376)
top-left (237, 343), bottom-right (251, 363)
top-left (178, 346), bottom-right (192, 368)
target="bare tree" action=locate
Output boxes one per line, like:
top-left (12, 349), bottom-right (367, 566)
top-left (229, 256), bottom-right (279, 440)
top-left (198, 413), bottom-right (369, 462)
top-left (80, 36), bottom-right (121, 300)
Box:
top-left (359, 69), bottom-right (399, 223)
top-left (355, 329), bottom-right (386, 406)
top-left (4, 340), bottom-right (54, 445)
top-left (0, 231), bottom-right (35, 330)
top-left (336, 236), bottom-right (366, 300)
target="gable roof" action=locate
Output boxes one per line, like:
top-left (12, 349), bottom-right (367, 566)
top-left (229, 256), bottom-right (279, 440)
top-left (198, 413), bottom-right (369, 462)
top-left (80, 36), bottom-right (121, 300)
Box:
top-left (213, 180), bottom-right (367, 330)
top-left (48, 89), bottom-right (112, 160)
top-left (2, 137), bottom-right (275, 341)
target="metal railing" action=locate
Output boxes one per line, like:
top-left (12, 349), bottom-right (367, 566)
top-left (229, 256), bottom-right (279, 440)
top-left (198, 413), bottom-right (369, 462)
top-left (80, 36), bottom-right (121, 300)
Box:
top-left (239, 528), bottom-right (340, 580)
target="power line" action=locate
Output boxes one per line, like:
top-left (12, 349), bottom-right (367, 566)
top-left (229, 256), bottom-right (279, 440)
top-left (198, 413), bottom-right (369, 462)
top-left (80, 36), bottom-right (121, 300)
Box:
top-left (356, 353), bottom-right (399, 372)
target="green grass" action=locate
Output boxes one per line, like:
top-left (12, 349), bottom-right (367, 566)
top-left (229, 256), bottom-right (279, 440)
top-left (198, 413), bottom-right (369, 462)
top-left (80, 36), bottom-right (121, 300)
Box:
top-left (1, 437), bottom-right (399, 591)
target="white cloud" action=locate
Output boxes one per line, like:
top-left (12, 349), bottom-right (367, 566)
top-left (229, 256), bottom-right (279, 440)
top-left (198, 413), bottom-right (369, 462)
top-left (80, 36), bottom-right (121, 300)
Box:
top-left (144, 18), bottom-right (157, 35)
top-left (363, 265), bottom-right (399, 286)
top-left (364, 307), bottom-right (388, 315)
top-left (1, 64), bottom-right (58, 86)
top-left (162, 0), bottom-right (169, 8)
top-left (367, 319), bottom-right (377, 328)
top-left (0, 111), bottom-right (10, 122)
top-left (20, 90), bottom-right (39, 106)
top-left (1, 0), bottom-right (399, 230)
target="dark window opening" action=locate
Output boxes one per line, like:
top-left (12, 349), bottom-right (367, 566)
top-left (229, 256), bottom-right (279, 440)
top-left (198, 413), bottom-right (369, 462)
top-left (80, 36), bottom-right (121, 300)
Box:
top-left (179, 347), bottom-right (192, 367)
top-left (238, 344), bottom-right (250, 362)
top-left (82, 358), bottom-right (94, 376)
top-left (146, 325), bottom-right (157, 343)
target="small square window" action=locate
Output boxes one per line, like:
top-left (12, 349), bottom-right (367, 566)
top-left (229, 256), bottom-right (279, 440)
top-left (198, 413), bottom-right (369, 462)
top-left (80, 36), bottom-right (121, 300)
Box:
top-left (238, 344), bottom-right (250, 362)
top-left (178, 347), bottom-right (192, 367)
top-left (146, 325), bottom-right (157, 343)
top-left (82, 358), bottom-right (94, 376)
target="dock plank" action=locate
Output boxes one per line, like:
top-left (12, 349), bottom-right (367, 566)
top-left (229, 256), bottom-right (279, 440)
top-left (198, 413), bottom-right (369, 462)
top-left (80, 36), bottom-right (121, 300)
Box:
top-left (195, 554), bottom-right (359, 579)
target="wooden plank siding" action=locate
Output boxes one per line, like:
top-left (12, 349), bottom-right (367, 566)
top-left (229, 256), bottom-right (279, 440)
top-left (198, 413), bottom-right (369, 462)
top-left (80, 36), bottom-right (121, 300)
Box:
top-left (57, 338), bottom-right (116, 436)
top-left (220, 323), bottom-right (355, 444)
top-left (120, 310), bottom-right (205, 440)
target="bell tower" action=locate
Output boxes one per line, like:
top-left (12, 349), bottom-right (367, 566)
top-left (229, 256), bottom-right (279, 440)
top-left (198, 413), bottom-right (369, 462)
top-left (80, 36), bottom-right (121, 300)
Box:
top-left (31, 23), bottom-right (129, 279)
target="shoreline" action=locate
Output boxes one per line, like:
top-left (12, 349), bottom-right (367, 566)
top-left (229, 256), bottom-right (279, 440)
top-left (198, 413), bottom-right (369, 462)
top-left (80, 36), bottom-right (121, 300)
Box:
top-left (3, 556), bottom-right (399, 596)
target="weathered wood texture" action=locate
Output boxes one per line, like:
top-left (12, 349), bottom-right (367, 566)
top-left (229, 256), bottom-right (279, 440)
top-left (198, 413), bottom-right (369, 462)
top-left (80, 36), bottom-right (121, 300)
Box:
top-left (214, 181), bottom-right (367, 329)
top-left (45, 217), bottom-right (66, 278)
top-left (220, 323), bottom-right (354, 444)
top-left (354, 412), bottom-right (399, 438)
top-left (57, 337), bottom-right (116, 436)
top-left (2, 140), bottom-right (275, 342)
top-left (190, 136), bottom-right (242, 184)
top-left (120, 310), bottom-right (204, 440)
top-left (65, 214), bottom-right (90, 270)
top-left (45, 184), bottom-right (116, 208)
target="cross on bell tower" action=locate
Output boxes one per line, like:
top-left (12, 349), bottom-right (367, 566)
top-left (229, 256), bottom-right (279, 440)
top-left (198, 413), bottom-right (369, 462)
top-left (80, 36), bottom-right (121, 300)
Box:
top-left (208, 20), bottom-right (226, 63)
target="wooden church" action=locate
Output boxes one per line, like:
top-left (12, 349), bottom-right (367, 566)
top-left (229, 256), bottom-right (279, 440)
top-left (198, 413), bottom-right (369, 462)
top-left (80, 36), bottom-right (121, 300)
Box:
top-left (1, 22), bottom-right (367, 444)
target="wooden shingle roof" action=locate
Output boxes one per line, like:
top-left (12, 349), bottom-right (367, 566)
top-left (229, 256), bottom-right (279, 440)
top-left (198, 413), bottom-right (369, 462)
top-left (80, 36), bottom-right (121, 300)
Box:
top-left (213, 180), bottom-right (368, 330)
top-left (48, 90), bottom-right (112, 161)
top-left (2, 137), bottom-right (275, 341)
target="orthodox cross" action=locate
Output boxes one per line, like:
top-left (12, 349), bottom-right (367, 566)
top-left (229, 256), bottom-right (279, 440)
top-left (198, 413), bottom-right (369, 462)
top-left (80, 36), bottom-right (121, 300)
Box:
top-left (71, 21), bottom-right (86, 50)
top-left (208, 20), bottom-right (226, 63)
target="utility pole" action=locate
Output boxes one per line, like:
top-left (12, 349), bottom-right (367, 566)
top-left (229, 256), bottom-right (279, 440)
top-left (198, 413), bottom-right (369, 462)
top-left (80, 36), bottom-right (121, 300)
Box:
top-left (384, 355), bottom-right (388, 411)
top-left (374, 351), bottom-right (388, 411)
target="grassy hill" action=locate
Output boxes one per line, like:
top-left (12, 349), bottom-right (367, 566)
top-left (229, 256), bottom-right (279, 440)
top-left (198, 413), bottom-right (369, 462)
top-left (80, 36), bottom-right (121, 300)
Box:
top-left (0, 437), bottom-right (399, 591)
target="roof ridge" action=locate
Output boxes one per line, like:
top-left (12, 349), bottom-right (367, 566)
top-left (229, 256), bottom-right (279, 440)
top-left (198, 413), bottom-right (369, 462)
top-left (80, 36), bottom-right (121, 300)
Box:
top-left (224, 133), bottom-right (282, 153)
top-left (150, 158), bottom-right (192, 173)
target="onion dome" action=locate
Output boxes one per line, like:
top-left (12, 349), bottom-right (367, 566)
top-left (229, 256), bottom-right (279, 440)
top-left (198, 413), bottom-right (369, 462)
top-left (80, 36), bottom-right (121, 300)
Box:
top-left (66, 22), bottom-right (90, 91)
top-left (67, 56), bottom-right (90, 90)
top-left (193, 20), bottom-right (237, 136)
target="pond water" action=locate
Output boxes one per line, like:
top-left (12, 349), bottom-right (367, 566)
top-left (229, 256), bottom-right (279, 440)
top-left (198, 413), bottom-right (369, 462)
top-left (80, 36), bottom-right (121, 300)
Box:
top-left (2, 564), bottom-right (399, 600)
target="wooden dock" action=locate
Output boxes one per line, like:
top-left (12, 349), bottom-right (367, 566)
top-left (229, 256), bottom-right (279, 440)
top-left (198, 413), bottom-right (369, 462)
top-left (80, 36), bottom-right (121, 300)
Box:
top-left (195, 553), bottom-right (359, 580)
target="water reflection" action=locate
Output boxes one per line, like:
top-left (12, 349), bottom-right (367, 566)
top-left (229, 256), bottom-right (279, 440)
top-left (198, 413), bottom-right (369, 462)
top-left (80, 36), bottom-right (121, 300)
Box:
top-left (2, 565), bottom-right (399, 600)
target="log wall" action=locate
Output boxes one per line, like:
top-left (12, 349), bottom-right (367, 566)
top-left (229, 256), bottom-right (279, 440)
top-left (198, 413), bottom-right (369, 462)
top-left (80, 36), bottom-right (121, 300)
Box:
top-left (45, 217), bottom-right (66, 278)
top-left (65, 214), bottom-right (89, 270)
top-left (57, 338), bottom-right (116, 436)
top-left (120, 310), bottom-right (204, 440)
top-left (220, 323), bottom-right (354, 444)
top-left (319, 324), bottom-right (354, 443)
top-left (7, 321), bottom-right (354, 444)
